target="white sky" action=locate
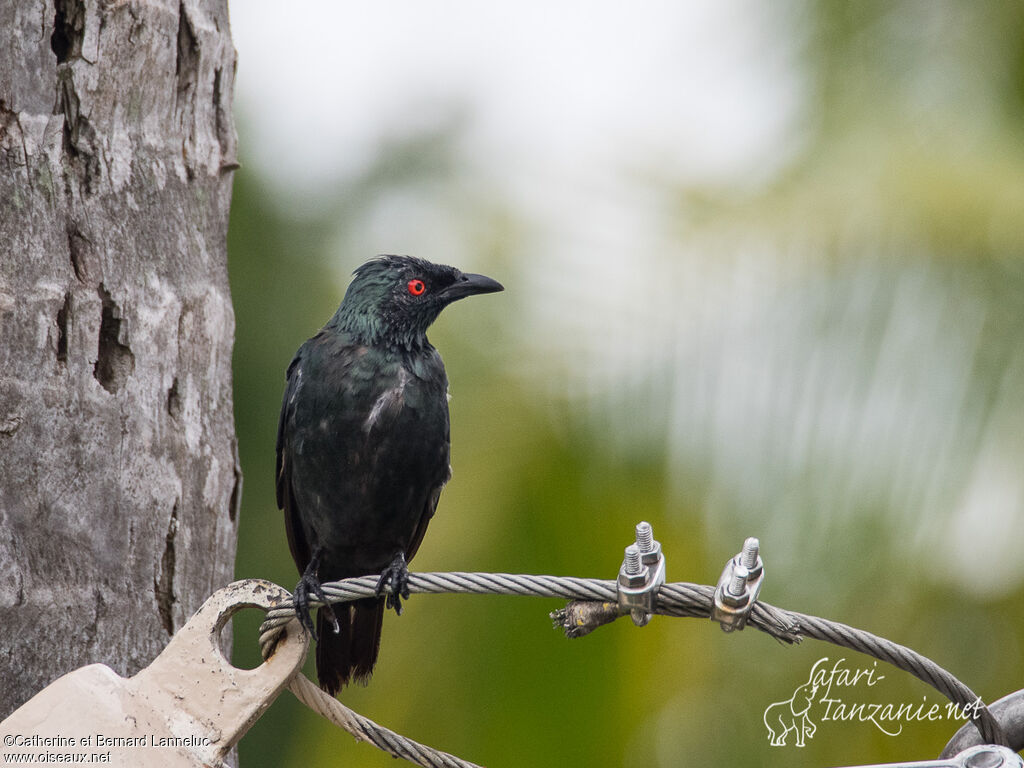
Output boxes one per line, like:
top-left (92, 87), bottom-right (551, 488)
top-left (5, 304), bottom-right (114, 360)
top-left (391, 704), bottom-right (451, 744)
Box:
top-left (229, 1), bottom-right (799, 198)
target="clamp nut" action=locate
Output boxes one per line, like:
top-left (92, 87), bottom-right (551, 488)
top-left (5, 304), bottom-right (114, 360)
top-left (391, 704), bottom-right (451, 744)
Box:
top-left (618, 544), bottom-right (649, 588)
top-left (719, 564), bottom-right (750, 607)
top-left (634, 521), bottom-right (663, 565)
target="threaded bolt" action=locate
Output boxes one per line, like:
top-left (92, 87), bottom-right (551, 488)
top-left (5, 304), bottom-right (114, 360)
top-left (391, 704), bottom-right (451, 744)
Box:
top-left (740, 537), bottom-right (760, 570)
top-left (727, 564), bottom-right (749, 597)
top-left (623, 544), bottom-right (642, 574)
top-left (635, 522), bottom-right (654, 553)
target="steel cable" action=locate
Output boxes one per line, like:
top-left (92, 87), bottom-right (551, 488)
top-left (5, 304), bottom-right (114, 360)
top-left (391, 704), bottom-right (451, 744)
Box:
top-left (258, 571), bottom-right (1007, 768)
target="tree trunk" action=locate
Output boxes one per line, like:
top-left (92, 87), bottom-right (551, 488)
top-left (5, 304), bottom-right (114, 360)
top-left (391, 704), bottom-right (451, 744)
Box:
top-left (0, 0), bottom-right (239, 717)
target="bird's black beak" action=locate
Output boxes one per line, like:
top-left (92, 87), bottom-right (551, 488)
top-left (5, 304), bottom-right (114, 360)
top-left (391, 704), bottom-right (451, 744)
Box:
top-left (441, 272), bottom-right (504, 303)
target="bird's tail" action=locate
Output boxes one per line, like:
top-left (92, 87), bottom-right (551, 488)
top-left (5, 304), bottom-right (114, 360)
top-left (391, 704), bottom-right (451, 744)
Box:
top-left (315, 597), bottom-right (384, 694)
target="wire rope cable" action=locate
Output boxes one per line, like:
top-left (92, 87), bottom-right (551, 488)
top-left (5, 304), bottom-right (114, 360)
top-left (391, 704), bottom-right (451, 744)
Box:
top-left (257, 570), bottom-right (1009, 768)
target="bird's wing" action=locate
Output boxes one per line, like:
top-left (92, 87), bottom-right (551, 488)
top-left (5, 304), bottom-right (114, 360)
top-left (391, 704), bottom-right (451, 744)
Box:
top-left (404, 379), bottom-right (451, 562)
top-left (276, 349), bottom-right (311, 569)
top-left (405, 480), bottom-right (445, 562)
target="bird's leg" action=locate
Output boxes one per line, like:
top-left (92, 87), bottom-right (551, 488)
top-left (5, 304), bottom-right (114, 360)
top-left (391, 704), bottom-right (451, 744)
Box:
top-left (294, 551), bottom-right (339, 639)
top-left (376, 551), bottom-right (411, 615)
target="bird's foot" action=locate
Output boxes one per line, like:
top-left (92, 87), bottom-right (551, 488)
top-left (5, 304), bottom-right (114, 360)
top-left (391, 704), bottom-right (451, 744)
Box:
top-left (294, 556), bottom-right (339, 639)
top-left (376, 552), bottom-right (411, 615)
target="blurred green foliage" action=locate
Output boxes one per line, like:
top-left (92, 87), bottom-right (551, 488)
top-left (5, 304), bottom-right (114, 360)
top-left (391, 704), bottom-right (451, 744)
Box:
top-left (228, 2), bottom-right (1024, 766)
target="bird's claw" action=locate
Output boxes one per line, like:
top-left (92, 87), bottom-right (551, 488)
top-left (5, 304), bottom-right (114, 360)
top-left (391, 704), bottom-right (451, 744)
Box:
top-left (376, 552), bottom-right (411, 615)
top-left (294, 558), bottom-right (339, 640)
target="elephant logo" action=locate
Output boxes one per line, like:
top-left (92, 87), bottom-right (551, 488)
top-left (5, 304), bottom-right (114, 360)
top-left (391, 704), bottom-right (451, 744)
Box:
top-left (763, 677), bottom-right (820, 747)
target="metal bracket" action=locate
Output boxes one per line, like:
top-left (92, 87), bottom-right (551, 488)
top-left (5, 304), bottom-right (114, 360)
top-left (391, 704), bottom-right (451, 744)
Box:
top-left (0, 580), bottom-right (308, 767)
top-left (711, 537), bottom-right (764, 632)
top-left (616, 521), bottom-right (667, 626)
top-left (830, 744), bottom-right (1023, 768)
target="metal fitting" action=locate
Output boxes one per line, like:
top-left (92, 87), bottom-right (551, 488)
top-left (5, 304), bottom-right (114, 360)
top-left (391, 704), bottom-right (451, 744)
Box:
top-left (618, 544), bottom-right (648, 588)
top-left (634, 521), bottom-right (662, 565)
top-left (739, 536), bottom-right (762, 578)
top-left (830, 744), bottom-right (1023, 768)
top-left (720, 564), bottom-right (750, 608)
top-left (711, 536), bottom-right (765, 632)
top-left (616, 521), bottom-right (667, 627)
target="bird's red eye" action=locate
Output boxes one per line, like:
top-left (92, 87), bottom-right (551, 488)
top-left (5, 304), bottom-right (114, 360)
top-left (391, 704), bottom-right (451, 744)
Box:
top-left (407, 279), bottom-right (426, 296)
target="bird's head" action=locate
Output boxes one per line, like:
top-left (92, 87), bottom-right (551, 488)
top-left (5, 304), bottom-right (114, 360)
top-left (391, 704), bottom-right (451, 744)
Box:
top-left (330, 255), bottom-right (504, 348)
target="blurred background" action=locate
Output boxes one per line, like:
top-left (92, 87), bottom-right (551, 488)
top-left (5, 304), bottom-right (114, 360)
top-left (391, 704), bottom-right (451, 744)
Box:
top-left (227, 1), bottom-right (1024, 766)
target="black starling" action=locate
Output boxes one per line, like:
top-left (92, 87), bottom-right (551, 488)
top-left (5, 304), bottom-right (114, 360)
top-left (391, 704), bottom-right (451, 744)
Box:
top-left (276, 255), bottom-right (503, 693)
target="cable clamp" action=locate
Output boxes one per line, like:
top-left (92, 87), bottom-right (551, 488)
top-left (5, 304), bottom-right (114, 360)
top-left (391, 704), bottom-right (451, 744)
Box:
top-left (616, 521), bottom-right (667, 626)
top-left (711, 537), bottom-right (764, 632)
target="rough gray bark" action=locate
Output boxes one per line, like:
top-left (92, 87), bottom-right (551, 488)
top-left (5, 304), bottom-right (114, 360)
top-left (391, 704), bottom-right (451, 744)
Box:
top-left (0, 0), bottom-right (240, 717)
